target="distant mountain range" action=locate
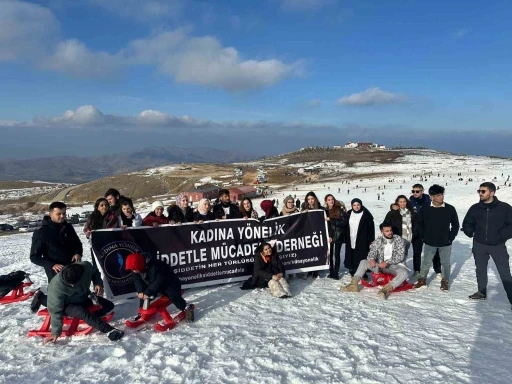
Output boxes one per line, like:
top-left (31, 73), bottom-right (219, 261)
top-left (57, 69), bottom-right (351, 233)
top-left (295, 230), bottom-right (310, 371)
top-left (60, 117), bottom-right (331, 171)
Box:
top-left (0, 147), bottom-right (257, 183)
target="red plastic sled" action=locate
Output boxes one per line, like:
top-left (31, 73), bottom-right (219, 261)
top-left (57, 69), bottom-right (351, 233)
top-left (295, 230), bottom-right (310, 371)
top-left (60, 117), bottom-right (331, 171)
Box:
top-left (361, 272), bottom-right (414, 293)
top-left (125, 290), bottom-right (193, 332)
top-left (0, 282), bottom-right (36, 304)
top-left (28, 305), bottom-right (115, 338)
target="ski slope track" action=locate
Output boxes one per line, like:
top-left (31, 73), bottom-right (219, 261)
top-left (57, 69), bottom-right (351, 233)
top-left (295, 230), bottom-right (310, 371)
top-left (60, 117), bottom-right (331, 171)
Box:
top-left (1, 150), bottom-right (512, 384)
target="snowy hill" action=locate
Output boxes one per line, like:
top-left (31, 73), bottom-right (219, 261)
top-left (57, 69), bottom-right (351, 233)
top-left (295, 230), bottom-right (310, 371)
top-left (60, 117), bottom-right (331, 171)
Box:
top-left (1, 149), bottom-right (512, 383)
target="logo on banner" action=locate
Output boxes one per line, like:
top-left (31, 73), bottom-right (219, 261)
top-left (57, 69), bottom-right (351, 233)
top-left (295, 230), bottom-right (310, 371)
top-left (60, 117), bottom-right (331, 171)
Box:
top-left (98, 241), bottom-right (142, 286)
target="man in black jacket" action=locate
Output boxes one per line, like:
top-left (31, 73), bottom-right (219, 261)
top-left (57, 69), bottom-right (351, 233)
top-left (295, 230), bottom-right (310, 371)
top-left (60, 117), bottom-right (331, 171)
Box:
top-left (410, 183), bottom-right (441, 278)
top-left (104, 188), bottom-right (133, 216)
top-left (415, 185), bottom-right (459, 291)
top-left (462, 182), bottom-right (512, 306)
top-left (30, 202), bottom-right (83, 283)
top-left (213, 189), bottom-right (242, 220)
top-left (124, 253), bottom-right (194, 322)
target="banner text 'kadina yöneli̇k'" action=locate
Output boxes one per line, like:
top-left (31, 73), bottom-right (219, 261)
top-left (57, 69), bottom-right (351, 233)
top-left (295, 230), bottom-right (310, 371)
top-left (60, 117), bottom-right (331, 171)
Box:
top-left (91, 210), bottom-right (329, 298)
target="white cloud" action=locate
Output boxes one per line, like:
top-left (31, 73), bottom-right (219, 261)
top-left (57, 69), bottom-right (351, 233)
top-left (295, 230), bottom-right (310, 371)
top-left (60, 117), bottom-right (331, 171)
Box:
top-left (454, 28), bottom-right (469, 39)
top-left (337, 87), bottom-right (407, 106)
top-left (279, 0), bottom-right (337, 11)
top-left (87, 0), bottom-right (185, 22)
top-left (128, 30), bottom-right (303, 91)
top-left (0, 0), bottom-right (59, 61)
top-left (1, 2), bottom-right (302, 90)
top-left (307, 99), bottom-right (321, 107)
top-left (33, 105), bottom-right (107, 126)
top-left (41, 39), bottom-right (125, 77)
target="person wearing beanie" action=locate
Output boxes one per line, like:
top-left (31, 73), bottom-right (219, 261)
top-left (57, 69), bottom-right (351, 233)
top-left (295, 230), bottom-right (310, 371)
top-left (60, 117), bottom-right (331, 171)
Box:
top-left (168, 194), bottom-right (194, 224)
top-left (143, 201), bottom-right (169, 227)
top-left (125, 253), bottom-right (195, 322)
top-left (212, 189), bottom-right (242, 220)
top-left (193, 198), bottom-right (215, 222)
top-left (259, 199), bottom-right (279, 222)
top-left (30, 262), bottom-right (122, 344)
top-left (281, 196), bottom-right (299, 216)
top-left (344, 198), bottom-right (375, 277)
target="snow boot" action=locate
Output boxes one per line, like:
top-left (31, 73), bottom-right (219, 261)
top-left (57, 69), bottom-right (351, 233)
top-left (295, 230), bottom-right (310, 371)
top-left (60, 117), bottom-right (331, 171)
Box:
top-left (411, 271), bottom-right (421, 279)
top-left (440, 279), bottom-right (449, 291)
top-left (30, 290), bottom-right (43, 313)
top-left (342, 277), bottom-right (360, 292)
top-left (130, 313), bottom-right (142, 322)
top-left (107, 329), bottom-right (124, 341)
top-left (469, 292), bottom-right (486, 300)
top-left (414, 278), bottom-right (427, 289)
top-left (377, 283), bottom-right (393, 300)
top-left (185, 304), bottom-right (195, 322)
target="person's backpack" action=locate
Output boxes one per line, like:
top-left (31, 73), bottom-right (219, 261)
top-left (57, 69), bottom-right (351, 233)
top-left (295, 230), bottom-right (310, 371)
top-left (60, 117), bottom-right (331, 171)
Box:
top-left (0, 271), bottom-right (27, 298)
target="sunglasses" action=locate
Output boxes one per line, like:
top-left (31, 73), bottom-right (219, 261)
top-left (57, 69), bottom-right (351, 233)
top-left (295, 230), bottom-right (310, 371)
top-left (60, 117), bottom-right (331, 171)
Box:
top-left (477, 190), bottom-right (487, 194)
top-left (411, 190), bottom-right (422, 193)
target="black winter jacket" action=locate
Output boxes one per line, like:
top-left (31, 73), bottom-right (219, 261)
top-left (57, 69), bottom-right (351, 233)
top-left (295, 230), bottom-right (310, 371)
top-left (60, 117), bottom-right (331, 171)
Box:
top-left (167, 205), bottom-right (194, 223)
top-left (417, 203), bottom-right (459, 247)
top-left (462, 198), bottom-right (512, 246)
top-left (251, 254), bottom-right (285, 288)
top-left (193, 210), bottom-right (216, 222)
top-left (30, 216), bottom-right (83, 270)
top-left (213, 203), bottom-right (242, 220)
top-left (132, 258), bottom-right (180, 297)
top-left (384, 209), bottom-right (418, 240)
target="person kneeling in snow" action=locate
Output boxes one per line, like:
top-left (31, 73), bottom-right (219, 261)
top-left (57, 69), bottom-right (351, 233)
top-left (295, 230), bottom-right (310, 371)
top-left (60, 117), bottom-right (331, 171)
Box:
top-left (242, 242), bottom-right (292, 298)
top-left (342, 222), bottom-right (408, 299)
top-left (124, 253), bottom-right (195, 322)
top-left (30, 262), bottom-right (123, 343)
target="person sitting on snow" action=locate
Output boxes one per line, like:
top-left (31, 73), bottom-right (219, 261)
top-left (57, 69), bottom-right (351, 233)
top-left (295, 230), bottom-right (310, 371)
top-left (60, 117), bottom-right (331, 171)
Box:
top-left (30, 262), bottom-right (123, 344)
top-left (241, 242), bottom-right (292, 298)
top-left (124, 253), bottom-right (195, 322)
top-left (342, 222), bottom-right (408, 299)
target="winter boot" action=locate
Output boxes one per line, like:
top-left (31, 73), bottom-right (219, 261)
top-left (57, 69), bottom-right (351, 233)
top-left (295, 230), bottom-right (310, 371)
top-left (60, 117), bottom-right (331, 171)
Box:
top-left (436, 273), bottom-right (442, 280)
top-left (468, 292), bottom-right (486, 300)
top-left (107, 329), bottom-right (124, 341)
top-left (30, 290), bottom-right (43, 313)
top-left (411, 271), bottom-right (421, 279)
top-left (185, 304), bottom-right (195, 322)
top-left (440, 279), bottom-right (449, 291)
top-left (130, 313), bottom-right (142, 322)
top-left (342, 277), bottom-right (360, 292)
top-left (377, 283), bottom-right (394, 300)
top-left (414, 278), bottom-right (427, 289)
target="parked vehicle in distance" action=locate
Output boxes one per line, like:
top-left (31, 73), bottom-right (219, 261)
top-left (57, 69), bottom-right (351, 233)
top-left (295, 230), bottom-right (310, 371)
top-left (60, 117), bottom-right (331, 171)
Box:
top-left (0, 224), bottom-right (15, 232)
top-left (18, 221), bottom-right (42, 232)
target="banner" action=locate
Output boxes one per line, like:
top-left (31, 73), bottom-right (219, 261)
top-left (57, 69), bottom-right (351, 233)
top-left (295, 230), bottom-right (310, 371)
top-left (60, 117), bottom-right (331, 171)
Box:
top-left (91, 210), bottom-right (329, 298)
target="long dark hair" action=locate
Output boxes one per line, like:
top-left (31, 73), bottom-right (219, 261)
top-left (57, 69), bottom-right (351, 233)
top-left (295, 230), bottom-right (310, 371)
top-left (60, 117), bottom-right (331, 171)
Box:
top-left (395, 195), bottom-right (414, 212)
top-left (240, 197), bottom-right (255, 218)
top-left (89, 198), bottom-right (109, 230)
top-left (304, 191), bottom-right (321, 210)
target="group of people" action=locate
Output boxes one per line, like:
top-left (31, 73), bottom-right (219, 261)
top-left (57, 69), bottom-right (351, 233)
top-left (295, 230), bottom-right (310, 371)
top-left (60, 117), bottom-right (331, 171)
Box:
top-left (25, 180), bottom-right (512, 344)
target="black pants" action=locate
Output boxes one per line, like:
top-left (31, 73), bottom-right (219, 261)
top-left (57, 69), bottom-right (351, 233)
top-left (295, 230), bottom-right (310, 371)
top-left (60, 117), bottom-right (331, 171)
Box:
top-left (412, 237), bottom-right (441, 273)
top-left (473, 240), bottom-right (512, 304)
top-left (329, 242), bottom-right (343, 277)
top-left (139, 283), bottom-right (187, 311)
top-left (40, 295), bottom-right (114, 333)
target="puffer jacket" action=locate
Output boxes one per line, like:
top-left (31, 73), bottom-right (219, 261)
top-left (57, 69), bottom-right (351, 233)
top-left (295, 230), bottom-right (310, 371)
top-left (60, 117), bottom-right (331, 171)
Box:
top-left (462, 198), bottom-right (512, 245)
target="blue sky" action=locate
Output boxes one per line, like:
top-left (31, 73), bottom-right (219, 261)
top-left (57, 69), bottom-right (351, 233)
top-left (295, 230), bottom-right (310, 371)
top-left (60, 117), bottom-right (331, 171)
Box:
top-left (0, 0), bottom-right (511, 158)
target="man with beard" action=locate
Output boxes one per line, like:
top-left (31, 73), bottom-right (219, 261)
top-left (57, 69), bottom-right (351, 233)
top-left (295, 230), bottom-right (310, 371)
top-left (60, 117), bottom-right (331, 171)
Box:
top-left (463, 182), bottom-right (512, 307)
top-left (30, 202), bottom-right (83, 283)
top-left (213, 189), bottom-right (242, 220)
top-left (342, 222), bottom-right (408, 299)
top-left (410, 184), bottom-right (441, 279)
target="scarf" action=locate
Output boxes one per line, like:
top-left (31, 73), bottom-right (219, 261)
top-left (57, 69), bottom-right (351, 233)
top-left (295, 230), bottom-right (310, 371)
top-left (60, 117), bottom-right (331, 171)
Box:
top-left (400, 208), bottom-right (413, 242)
top-left (281, 205), bottom-right (298, 215)
top-left (197, 198), bottom-right (210, 215)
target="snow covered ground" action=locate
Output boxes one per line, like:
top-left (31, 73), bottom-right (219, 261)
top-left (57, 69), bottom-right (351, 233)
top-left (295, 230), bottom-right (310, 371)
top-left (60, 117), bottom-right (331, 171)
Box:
top-left (1, 150), bottom-right (512, 384)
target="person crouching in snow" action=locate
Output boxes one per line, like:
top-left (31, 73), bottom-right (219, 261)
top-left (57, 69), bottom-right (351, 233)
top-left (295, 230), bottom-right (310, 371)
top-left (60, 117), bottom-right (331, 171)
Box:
top-left (142, 201), bottom-right (169, 227)
top-left (118, 199), bottom-right (142, 228)
top-left (342, 222), bottom-right (408, 299)
top-left (250, 242), bottom-right (292, 298)
top-left (124, 253), bottom-right (195, 322)
top-left (30, 262), bottom-right (123, 343)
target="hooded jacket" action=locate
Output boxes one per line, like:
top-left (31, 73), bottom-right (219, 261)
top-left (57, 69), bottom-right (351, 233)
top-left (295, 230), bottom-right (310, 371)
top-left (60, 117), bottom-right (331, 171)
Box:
top-left (47, 261), bottom-right (103, 336)
top-left (462, 198), bottom-right (512, 246)
top-left (142, 212), bottom-right (169, 226)
top-left (30, 216), bottom-right (83, 270)
top-left (131, 258), bottom-right (180, 297)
